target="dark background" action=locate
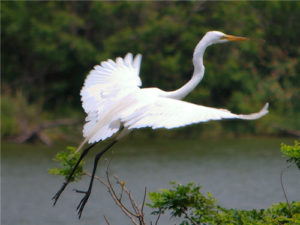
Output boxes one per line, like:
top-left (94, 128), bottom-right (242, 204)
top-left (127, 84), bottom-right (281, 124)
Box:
top-left (2, 1), bottom-right (300, 141)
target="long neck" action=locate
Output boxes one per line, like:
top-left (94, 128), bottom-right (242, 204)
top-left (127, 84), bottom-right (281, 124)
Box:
top-left (164, 40), bottom-right (208, 100)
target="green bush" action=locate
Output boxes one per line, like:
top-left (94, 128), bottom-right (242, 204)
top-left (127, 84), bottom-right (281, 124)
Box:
top-left (1, 91), bottom-right (45, 137)
top-left (148, 141), bottom-right (300, 224)
top-left (281, 141), bottom-right (300, 169)
top-left (49, 141), bottom-right (300, 224)
top-left (48, 146), bottom-right (84, 182)
top-left (1, 94), bottom-right (18, 137)
top-left (148, 182), bottom-right (300, 225)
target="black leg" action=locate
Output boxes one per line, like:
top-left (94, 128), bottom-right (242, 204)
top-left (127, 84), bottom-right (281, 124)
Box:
top-left (52, 142), bottom-right (98, 206)
top-left (75, 139), bottom-right (117, 219)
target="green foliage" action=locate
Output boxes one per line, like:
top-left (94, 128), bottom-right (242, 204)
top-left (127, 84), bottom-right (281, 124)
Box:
top-left (148, 141), bottom-right (300, 224)
top-left (0, 91), bottom-right (46, 137)
top-left (47, 141), bottom-right (300, 224)
top-left (48, 146), bottom-right (84, 182)
top-left (281, 141), bottom-right (300, 169)
top-left (1, 94), bottom-right (18, 137)
top-left (2, 1), bottom-right (300, 137)
top-left (148, 182), bottom-right (300, 225)
top-left (148, 182), bottom-right (217, 221)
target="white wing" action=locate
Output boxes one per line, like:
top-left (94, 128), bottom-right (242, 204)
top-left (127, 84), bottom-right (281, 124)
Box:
top-left (123, 97), bottom-right (269, 129)
top-left (80, 53), bottom-right (142, 140)
top-left (81, 53), bottom-right (142, 114)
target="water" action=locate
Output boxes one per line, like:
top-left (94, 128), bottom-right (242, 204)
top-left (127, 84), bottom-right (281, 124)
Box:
top-left (2, 138), bottom-right (299, 225)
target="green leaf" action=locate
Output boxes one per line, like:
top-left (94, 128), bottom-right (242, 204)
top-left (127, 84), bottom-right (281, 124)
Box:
top-left (281, 141), bottom-right (300, 169)
top-left (48, 146), bottom-right (84, 182)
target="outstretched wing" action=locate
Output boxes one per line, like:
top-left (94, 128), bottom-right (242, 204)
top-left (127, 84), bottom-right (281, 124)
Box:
top-left (81, 53), bottom-right (142, 114)
top-left (123, 97), bottom-right (269, 129)
top-left (80, 53), bottom-right (142, 140)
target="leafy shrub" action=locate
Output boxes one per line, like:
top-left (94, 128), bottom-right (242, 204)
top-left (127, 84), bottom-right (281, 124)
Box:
top-left (281, 141), bottom-right (300, 169)
top-left (48, 146), bottom-right (84, 182)
top-left (148, 182), bottom-right (300, 225)
top-left (148, 141), bottom-right (300, 224)
top-left (1, 91), bottom-right (45, 138)
top-left (49, 142), bottom-right (300, 224)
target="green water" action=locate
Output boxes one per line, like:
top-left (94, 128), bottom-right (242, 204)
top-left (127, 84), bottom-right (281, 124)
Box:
top-left (1, 138), bottom-right (299, 225)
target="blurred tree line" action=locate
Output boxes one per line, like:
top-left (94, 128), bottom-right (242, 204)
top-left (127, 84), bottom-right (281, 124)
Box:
top-left (2, 1), bottom-right (300, 141)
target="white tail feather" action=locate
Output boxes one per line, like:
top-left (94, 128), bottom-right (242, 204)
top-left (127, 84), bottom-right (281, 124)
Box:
top-left (75, 94), bottom-right (139, 153)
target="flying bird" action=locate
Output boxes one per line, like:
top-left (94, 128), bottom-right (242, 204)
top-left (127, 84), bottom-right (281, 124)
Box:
top-left (52, 31), bottom-right (269, 218)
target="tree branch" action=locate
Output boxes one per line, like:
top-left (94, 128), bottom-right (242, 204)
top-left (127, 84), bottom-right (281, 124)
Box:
top-left (83, 164), bottom-right (150, 225)
top-left (183, 211), bottom-right (199, 225)
top-left (280, 168), bottom-right (293, 217)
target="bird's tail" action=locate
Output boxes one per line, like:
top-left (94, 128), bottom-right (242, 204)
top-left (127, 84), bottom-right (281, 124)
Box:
top-left (75, 138), bottom-right (89, 153)
top-left (75, 117), bottom-right (113, 153)
top-left (75, 94), bottom-right (140, 153)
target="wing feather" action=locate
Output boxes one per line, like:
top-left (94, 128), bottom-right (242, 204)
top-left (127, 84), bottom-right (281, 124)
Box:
top-left (81, 53), bottom-right (142, 113)
top-left (80, 53), bottom-right (142, 139)
top-left (123, 97), bottom-right (269, 130)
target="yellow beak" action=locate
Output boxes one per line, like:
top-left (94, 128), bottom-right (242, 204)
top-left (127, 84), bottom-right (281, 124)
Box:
top-left (222, 34), bottom-right (248, 42)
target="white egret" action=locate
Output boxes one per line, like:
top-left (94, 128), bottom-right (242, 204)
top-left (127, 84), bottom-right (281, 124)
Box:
top-left (52, 31), bottom-right (269, 218)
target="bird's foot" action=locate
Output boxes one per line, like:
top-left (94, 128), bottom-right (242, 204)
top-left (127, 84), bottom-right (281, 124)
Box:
top-left (74, 189), bottom-right (91, 219)
top-left (52, 182), bottom-right (67, 206)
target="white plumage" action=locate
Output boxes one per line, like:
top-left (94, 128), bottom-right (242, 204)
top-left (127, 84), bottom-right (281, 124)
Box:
top-left (53, 31), bottom-right (270, 218)
top-left (123, 97), bottom-right (269, 129)
top-left (77, 31), bottom-right (269, 152)
top-left (79, 54), bottom-right (142, 145)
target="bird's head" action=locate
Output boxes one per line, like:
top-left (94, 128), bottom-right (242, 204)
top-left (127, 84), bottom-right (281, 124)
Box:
top-left (203, 31), bottom-right (248, 46)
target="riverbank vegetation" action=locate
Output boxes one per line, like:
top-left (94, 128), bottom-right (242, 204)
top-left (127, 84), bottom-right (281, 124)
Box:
top-left (49, 141), bottom-right (299, 224)
top-left (2, 1), bottom-right (300, 142)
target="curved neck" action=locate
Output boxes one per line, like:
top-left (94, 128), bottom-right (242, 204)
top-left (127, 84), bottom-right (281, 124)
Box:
top-left (163, 40), bottom-right (208, 100)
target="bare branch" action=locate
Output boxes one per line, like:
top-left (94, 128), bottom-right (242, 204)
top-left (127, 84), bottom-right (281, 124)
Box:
top-left (104, 215), bottom-right (111, 225)
top-left (114, 174), bottom-right (140, 215)
top-left (141, 187), bottom-right (147, 216)
top-left (83, 171), bottom-right (107, 186)
top-left (106, 168), bottom-right (138, 218)
top-left (84, 170), bottom-right (139, 225)
top-left (14, 118), bottom-right (81, 145)
top-left (118, 185), bottom-right (124, 201)
top-left (280, 168), bottom-right (293, 217)
top-left (84, 163), bottom-right (149, 225)
top-left (155, 208), bottom-right (162, 225)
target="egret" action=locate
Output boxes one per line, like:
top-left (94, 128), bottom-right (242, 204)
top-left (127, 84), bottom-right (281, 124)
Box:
top-left (52, 31), bottom-right (269, 218)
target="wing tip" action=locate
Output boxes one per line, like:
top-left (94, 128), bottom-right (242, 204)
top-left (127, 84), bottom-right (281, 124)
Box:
top-left (133, 53), bottom-right (142, 68)
top-left (260, 102), bottom-right (269, 116)
top-left (264, 102), bottom-right (269, 111)
top-left (240, 102), bottom-right (269, 120)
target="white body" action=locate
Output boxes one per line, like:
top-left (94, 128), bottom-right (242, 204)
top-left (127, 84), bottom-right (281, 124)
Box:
top-left (77, 31), bottom-right (268, 152)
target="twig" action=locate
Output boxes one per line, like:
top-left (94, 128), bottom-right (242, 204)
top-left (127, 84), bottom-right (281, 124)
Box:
top-left (272, 125), bottom-right (300, 137)
top-left (113, 175), bottom-right (140, 215)
top-left (183, 211), bottom-right (199, 225)
top-left (84, 163), bottom-right (149, 225)
top-left (83, 170), bottom-right (139, 225)
top-left (104, 215), bottom-right (111, 225)
top-left (106, 169), bottom-right (139, 218)
top-left (141, 187), bottom-right (147, 216)
top-left (113, 174), bottom-right (147, 225)
top-left (119, 185), bottom-right (124, 201)
top-left (280, 168), bottom-right (293, 217)
top-left (83, 170), bottom-right (107, 186)
top-left (154, 208), bottom-right (162, 225)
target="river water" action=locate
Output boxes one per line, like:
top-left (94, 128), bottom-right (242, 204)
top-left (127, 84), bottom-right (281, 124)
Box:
top-left (2, 138), bottom-right (299, 225)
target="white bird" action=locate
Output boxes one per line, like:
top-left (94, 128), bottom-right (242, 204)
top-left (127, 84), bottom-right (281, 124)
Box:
top-left (52, 31), bottom-right (269, 218)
